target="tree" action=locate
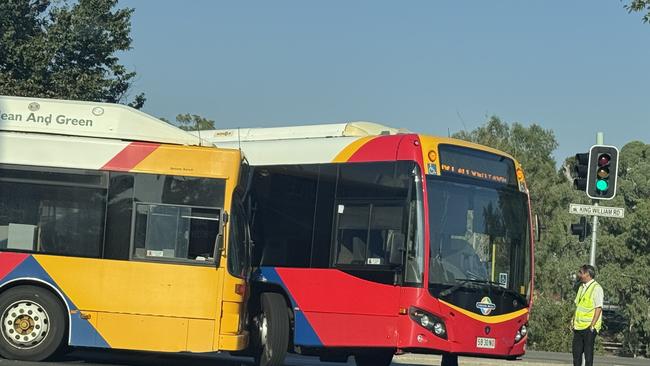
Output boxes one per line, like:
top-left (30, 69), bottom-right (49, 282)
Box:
top-left (169, 114), bottom-right (216, 132)
top-left (0, 0), bottom-right (145, 108)
top-left (624, 0), bottom-right (650, 23)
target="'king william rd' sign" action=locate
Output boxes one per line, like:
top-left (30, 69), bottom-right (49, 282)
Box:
top-left (569, 203), bottom-right (625, 219)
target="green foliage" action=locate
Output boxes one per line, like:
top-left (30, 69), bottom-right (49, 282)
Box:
top-left (0, 0), bottom-right (144, 107)
top-left (455, 117), bottom-right (650, 355)
top-left (528, 292), bottom-right (574, 352)
top-left (625, 0), bottom-right (650, 23)
top-left (173, 114), bottom-right (216, 132)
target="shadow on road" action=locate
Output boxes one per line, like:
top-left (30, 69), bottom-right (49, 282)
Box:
top-left (26, 349), bottom-right (432, 366)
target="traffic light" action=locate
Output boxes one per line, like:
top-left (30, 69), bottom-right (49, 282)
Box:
top-left (571, 216), bottom-right (591, 242)
top-left (586, 145), bottom-right (619, 200)
top-left (573, 152), bottom-right (589, 191)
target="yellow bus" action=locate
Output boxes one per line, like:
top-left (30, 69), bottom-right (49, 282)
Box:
top-left (0, 96), bottom-right (249, 361)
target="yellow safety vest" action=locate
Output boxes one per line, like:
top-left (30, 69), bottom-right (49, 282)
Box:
top-left (573, 281), bottom-right (602, 331)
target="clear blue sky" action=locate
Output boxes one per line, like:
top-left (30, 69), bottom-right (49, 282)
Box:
top-left (119, 1), bottom-right (650, 163)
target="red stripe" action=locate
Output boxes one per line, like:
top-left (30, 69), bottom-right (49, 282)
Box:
top-left (0, 252), bottom-right (29, 281)
top-left (101, 142), bottom-right (160, 171)
top-left (347, 135), bottom-right (404, 162)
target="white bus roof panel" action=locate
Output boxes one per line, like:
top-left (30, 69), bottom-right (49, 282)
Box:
top-left (214, 137), bottom-right (361, 165)
top-left (0, 95), bottom-right (203, 145)
top-left (0, 131), bottom-right (129, 171)
top-left (197, 122), bottom-right (407, 143)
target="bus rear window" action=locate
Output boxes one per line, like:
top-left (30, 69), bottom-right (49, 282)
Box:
top-left (438, 144), bottom-right (517, 186)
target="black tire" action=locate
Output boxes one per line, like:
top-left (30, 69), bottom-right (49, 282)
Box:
top-left (0, 285), bottom-right (67, 361)
top-left (441, 353), bottom-right (459, 366)
top-left (253, 292), bottom-right (289, 366)
top-left (355, 349), bottom-right (394, 366)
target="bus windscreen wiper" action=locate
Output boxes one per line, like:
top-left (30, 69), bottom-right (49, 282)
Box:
top-left (439, 278), bottom-right (502, 297)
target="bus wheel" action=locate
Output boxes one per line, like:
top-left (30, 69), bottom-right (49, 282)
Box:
top-left (0, 286), bottom-right (66, 361)
top-left (355, 349), bottom-right (394, 366)
top-left (441, 353), bottom-right (459, 366)
top-left (253, 293), bottom-right (289, 366)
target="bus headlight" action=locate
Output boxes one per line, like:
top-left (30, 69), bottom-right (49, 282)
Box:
top-left (515, 323), bottom-right (528, 343)
top-left (433, 322), bottom-right (446, 336)
top-left (409, 307), bottom-right (447, 339)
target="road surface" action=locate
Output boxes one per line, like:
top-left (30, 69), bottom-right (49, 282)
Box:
top-left (0, 349), bottom-right (648, 366)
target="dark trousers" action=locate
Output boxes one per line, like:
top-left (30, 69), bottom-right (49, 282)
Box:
top-left (572, 328), bottom-right (596, 366)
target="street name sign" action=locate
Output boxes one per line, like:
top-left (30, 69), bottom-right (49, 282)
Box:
top-left (569, 203), bottom-right (625, 219)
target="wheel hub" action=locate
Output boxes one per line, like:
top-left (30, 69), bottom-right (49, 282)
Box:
top-left (255, 314), bottom-right (268, 346)
top-left (2, 300), bottom-right (50, 349)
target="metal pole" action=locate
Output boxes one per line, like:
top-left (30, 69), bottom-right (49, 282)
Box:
top-left (590, 209), bottom-right (598, 267)
top-left (589, 132), bottom-right (604, 267)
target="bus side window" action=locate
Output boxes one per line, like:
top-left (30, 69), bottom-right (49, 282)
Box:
top-left (0, 165), bottom-right (106, 258)
top-left (132, 203), bottom-right (220, 262)
top-left (334, 203), bottom-right (405, 267)
top-left (335, 205), bottom-right (370, 265)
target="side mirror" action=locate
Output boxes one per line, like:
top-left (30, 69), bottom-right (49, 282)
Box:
top-left (387, 231), bottom-right (406, 266)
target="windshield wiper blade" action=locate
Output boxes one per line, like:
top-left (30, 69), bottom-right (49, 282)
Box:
top-left (438, 278), bottom-right (502, 297)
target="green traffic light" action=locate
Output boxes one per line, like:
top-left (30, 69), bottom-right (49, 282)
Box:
top-left (596, 179), bottom-right (608, 191)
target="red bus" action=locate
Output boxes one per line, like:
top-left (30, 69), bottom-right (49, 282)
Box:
top-left (203, 122), bottom-right (535, 366)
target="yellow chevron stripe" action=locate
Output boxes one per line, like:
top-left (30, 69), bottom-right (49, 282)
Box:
top-left (439, 299), bottom-right (529, 324)
top-left (332, 136), bottom-right (375, 162)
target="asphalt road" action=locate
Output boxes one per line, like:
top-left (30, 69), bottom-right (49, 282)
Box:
top-left (0, 350), bottom-right (649, 366)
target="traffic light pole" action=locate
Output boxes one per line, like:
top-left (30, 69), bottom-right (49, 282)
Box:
top-left (589, 132), bottom-right (604, 267)
top-left (590, 206), bottom-right (598, 266)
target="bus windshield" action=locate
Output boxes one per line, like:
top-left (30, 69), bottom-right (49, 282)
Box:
top-left (427, 177), bottom-right (530, 298)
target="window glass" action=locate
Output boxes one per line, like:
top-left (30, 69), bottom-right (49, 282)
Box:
top-left (335, 203), bottom-right (405, 267)
top-left (427, 177), bottom-right (529, 295)
top-left (0, 166), bottom-right (107, 187)
top-left (337, 162), bottom-right (411, 199)
top-left (133, 203), bottom-right (219, 262)
top-left (335, 204), bottom-right (370, 265)
top-left (311, 165), bottom-right (337, 268)
top-left (134, 174), bottom-right (225, 207)
top-left (104, 173), bottom-right (134, 260)
top-left (368, 205), bottom-right (404, 265)
top-left (228, 201), bottom-right (249, 278)
top-left (0, 167), bottom-right (106, 258)
top-left (404, 177), bottom-right (425, 285)
top-left (252, 165), bottom-right (317, 268)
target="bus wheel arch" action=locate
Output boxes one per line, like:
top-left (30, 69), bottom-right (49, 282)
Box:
top-left (0, 281), bottom-right (70, 361)
top-left (249, 284), bottom-right (292, 366)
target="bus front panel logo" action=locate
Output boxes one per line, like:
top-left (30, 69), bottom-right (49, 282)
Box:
top-left (476, 297), bottom-right (496, 316)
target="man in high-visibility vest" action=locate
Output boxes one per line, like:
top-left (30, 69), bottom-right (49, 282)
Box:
top-left (572, 264), bottom-right (603, 366)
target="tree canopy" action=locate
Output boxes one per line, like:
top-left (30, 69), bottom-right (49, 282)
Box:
top-left (0, 0), bottom-right (144, 108)
top-left (162, 114), bottom-right (216, 132)
top-left (625, 0), bottom-right (650, 23)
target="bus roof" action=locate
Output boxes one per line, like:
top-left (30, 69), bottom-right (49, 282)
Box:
top-left (195, 122), bottom-right (409, 143)
top-left (197, 123), bottom-right (519, 167)
top-left (194, 122), bottom-right (410, 165)
top-left (0, 95), bottom-right (204, 146)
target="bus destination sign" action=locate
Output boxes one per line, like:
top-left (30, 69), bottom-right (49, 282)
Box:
top-left (438, 144), bottom-right (517, 186)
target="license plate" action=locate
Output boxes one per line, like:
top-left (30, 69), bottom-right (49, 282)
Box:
top-left (476, 337), bottom-right (496, 349)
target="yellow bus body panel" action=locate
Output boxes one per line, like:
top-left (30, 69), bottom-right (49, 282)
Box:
top-left (30, 144), bottom-right (249, 353)
top-left (35, 255), bottom-right (225, 351)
